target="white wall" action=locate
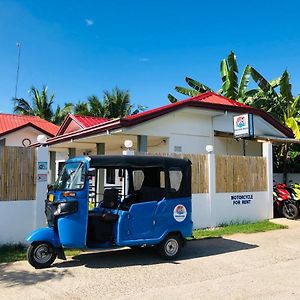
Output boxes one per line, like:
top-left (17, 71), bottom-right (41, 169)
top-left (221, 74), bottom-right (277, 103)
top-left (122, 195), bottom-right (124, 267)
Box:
top-left (213, 192), bottom-right (269, 225)
top-left (125, 108), bottom-right (269, 156)
top-left (274, 173), bottom-right (300, 184)
top-left (213, 112), bottom-right (286, 138)
top-left (192, 192), bottom-right (269, 229)
top-left (0, 147), bottom-right (49, 244)
top-left (192, 144), bottom-right (272, 229)
top-left (0, 201), bottom-right (36, 244)
top-left (2, 126), bottom-right (52, 147)
top-left (192, 194), bottom-right (211, 228)
top-left (125, 109), bottom-right (214, 154)
top-left (214, 136), bottom-right (262, 156)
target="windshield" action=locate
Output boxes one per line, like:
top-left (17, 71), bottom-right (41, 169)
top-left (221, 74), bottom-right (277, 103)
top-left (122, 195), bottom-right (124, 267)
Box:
top-left (53, 162), bottom-right (86, 190)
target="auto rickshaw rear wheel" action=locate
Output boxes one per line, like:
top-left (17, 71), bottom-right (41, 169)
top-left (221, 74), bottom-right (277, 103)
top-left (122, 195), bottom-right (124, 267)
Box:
top-left (27, 242), bottom-right (57, 269)
top-left (158, 233), bottom-right (183, 260)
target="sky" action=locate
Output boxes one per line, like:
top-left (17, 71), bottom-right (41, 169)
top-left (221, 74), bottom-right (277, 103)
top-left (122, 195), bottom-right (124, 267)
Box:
top-left (1, 0), bottom-right (300, 114)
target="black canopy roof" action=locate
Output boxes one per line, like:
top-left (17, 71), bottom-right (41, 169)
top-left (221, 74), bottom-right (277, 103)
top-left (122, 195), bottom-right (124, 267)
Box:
top-left (88, 155), bottom-right (191, 169)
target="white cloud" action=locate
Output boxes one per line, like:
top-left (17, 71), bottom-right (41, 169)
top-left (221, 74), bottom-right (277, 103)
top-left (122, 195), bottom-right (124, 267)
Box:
top-left (139, 57), bottom-right (150, 62)
top-left (85, 19), bottom-right (94, 26)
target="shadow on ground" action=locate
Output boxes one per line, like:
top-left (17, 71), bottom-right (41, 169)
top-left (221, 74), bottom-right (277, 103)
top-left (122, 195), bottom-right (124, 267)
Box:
top-left (0, 238), bottom-right (257, 287)
top-left (0, 263), bottom-right (70, 287)
top-left (54, 237), bottom-right (258, 269)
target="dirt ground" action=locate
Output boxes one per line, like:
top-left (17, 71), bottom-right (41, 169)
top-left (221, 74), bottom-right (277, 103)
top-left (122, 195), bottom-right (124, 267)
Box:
top-left (1, 218), bottom-right (300, 300)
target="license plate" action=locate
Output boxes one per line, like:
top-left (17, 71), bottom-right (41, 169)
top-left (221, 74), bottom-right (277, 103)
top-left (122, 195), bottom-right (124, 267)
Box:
top-left (48, 194), bottom-right (54, 202)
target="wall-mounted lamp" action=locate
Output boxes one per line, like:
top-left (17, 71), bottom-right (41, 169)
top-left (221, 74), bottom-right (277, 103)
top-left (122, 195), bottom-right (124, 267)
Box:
top-left (124, 139), bottom-right (133, 149)
top-left (123, 139), bottom-right (134, 156)
top-left (205, 144), bottom-right (214, 153)
top-left (37, 134), bottom-right (47, 145)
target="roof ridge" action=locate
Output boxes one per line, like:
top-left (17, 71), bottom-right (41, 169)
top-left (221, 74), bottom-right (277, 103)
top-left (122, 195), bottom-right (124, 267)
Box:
top-left (0, 113), bottom-right (44, 119)
top-left (73, 114), bottom-right (109, 119)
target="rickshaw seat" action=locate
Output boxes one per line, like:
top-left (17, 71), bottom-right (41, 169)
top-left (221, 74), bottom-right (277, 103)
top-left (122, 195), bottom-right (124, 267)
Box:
top-left (99, 212), bottom-right (119, 222)
top-left (102, 188), bottom-right (119, 209)
top-left (93, 188), bottom-right (119, 223)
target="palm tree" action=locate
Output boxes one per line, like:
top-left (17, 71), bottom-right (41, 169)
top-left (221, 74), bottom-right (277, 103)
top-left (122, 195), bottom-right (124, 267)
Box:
top-left (72, 87), bottom-right (146, 118)
top-left (103, 87), bottom-right (137, 118)
top-left (52, 102), bottom-right (74, 124)
top-left (14, 86), bottom-right (54, 121)
top-left (13, 86), bottom-right (72, 125)
top-left (88, 95), bottom-right (107, 117)
top-left (73, 101), bottom-right (90, 116)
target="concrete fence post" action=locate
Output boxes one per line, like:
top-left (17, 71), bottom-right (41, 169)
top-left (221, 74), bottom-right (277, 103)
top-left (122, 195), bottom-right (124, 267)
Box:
top-left (262, 142), bottom-right (273, 219)
top-left (34, 146), bottom-right (49, 229)
top-left (207, 152), bottom-right (216, 227)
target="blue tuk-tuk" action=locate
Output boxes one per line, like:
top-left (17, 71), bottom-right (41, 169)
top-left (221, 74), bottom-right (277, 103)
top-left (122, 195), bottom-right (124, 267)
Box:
top-left (27, 155), bottom-right (192, 268)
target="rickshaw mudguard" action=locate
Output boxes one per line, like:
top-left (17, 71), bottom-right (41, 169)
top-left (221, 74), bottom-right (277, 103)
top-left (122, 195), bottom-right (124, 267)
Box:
top-left (26, 227), bottom-right (61, 248)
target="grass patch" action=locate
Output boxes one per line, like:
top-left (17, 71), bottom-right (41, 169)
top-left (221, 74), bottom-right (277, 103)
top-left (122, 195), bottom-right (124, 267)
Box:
top-left (192, 220), bottom-right (287, 240)
top-left (0, 244), bottom-right (27, 263)
top-left (0, 244), bottom-right (81, 264)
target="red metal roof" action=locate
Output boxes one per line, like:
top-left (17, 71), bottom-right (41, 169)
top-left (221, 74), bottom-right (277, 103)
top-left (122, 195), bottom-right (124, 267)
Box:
top-left (56, 114), bottom-right (109, 136)
top-left (0, 113), bottom-right (59, 137)
top-left (37, 92), bottom-right (293, 146)
top-left (124, 92), bottom-right (249, 122)
top-left (73, 115), bottom-right (109, 127)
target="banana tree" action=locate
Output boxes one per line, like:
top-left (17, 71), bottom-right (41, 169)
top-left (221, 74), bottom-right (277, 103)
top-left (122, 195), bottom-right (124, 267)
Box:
top-left (168, 51), bottom-right (269, 105)
top-left (252, 70), bottom-right (300, 181)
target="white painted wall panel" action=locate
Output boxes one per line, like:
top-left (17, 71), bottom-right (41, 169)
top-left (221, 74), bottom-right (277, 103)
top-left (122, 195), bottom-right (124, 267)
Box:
top-left (0, 201), bottom-right (36, 244)
top-left (3, 126), bottom-right (52, 147)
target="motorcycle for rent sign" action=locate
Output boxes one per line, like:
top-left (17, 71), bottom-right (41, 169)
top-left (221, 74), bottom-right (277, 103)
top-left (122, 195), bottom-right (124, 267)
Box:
top-left (231, 194), bottom-right (253, 205)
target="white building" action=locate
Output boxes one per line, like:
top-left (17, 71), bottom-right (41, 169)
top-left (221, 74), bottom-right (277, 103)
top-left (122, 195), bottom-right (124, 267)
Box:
top-left (39, 92), bottom-right (293, 182)
top-left (0, 113), bottom-right (58, 147)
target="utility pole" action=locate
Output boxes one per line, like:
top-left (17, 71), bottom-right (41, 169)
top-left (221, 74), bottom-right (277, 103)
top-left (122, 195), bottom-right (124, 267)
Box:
top-left (14, 42), bottom-right (21, 100)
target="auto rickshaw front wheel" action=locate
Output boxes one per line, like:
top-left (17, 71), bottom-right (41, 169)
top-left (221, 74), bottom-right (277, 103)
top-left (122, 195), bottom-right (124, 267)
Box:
top-left (27, 242), bottom-right (57, 269)
top-left (158, 233), bottom-right (183, 260)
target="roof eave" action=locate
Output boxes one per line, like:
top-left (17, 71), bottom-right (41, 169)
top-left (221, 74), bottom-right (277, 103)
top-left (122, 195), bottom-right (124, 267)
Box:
top-left (44, 119), bottom-right (122, 146)
top-left (40, 98), bottom-right (293, 147)
top-left (0, 122), bottom-right (56, 138)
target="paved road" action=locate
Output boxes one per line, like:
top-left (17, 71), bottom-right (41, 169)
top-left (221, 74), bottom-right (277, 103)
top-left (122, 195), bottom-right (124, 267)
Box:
top-left (1, 219), bottom-right (300, 300)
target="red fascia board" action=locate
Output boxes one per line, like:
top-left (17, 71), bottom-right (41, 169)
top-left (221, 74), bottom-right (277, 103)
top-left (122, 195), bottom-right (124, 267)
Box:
top-left (0, 122), bottom-right (56, 138)
top-left (45, 119), bottom-right (122, 145)
top-left (43, 97), bottom-right (293, 146)
top-left (121, 100), bottom-right (293, 138)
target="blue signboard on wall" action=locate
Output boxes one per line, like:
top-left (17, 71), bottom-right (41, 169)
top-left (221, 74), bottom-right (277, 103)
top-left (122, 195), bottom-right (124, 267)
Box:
top-left (233, 113), bottom-right (254, 138)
